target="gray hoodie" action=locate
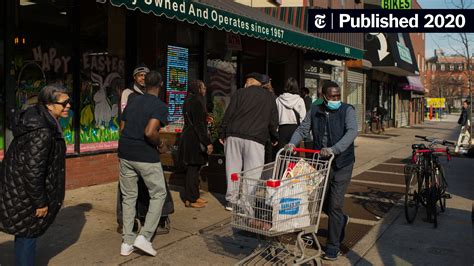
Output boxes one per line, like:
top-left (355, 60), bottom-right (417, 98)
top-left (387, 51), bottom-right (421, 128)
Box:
top-left (276, 93), bottom-right (306, 125)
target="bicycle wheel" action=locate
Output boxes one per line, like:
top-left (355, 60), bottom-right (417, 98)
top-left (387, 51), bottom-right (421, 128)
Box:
top-left (436, 166), bottom-right (447, 212)
top-left (404, 165), bottom-right (419, 223)
top-left (426, 186), bottom-right (438, 228)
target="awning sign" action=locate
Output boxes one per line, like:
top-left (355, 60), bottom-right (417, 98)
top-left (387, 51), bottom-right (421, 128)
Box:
top-left (109, 0), bottom-right (364, 59)
top-left (426, 98), bottom-right (446, 108)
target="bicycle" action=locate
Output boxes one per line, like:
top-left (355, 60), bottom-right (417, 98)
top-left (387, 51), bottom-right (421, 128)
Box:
top-left (404, 135), bottom-right (453, 228)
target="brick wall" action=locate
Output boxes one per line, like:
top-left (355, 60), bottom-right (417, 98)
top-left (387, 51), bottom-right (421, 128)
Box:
top-left (65, 153), bottom-right (119, 190)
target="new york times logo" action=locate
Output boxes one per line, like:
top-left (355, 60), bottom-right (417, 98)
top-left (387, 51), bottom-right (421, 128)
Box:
top-left (314, 14), bottom-right (326, 29)
top-left (307, 9), bottom-right (474, 33)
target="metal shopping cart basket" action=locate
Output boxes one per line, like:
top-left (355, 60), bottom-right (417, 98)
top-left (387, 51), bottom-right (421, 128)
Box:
top-left (230, 148), bottom-right (334, 265)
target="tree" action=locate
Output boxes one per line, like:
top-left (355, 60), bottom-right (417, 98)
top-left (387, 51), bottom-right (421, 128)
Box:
top-left (444, 0), bottom-right (473, 144)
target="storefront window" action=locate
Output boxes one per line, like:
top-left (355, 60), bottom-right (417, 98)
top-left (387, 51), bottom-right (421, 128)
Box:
top-left (79, 2), bottom-right (125, 152)
top-left (206, 30), bottom-right (238, 113)
top-left (14, 0), bottom-right (74, 153)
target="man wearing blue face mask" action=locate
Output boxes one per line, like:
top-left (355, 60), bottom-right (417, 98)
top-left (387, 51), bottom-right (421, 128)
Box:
top-left (285, 81), bottom-right (358, 261)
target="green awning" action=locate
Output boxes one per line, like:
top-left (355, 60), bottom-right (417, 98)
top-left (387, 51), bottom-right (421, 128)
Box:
top-left (109, 0), bottom-right (364, 59)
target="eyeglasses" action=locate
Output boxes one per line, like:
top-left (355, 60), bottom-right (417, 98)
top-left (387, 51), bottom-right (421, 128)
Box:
top-left (54, 98), bottom-right (71, 108)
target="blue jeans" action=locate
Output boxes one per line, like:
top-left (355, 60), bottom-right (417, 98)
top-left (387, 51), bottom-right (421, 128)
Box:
top-left (15, 236), bottom-right (37, 266)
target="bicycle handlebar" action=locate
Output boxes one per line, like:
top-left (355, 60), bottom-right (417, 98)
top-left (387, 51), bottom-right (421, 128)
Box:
top-left (414, 135), bottom-right (455, 147)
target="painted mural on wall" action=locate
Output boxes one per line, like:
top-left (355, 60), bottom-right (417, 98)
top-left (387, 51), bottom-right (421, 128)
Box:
top-left (14, 45), bottom-right (125, 150)
top-left (80, 52), bottom-right (124, 149)
top-left (80, 71), bottom-right (122, 146)
top-left (15, 46), bottom-right (74, 145)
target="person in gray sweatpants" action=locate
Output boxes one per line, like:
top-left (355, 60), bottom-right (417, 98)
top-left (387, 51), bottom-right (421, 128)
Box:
top-left (219, 73), bottom-right (278, 211)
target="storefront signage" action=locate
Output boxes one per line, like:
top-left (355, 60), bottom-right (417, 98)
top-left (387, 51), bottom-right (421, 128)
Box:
top-left (381, 0), bottom-right (412, 9)
top-left (32, 46), bottom-right (71, 73)
top-left (109, 0), bottom-right (364, 59)
top-left (396, 42), bottom-right (413, 64)
top-left (426, 98), bottom-right (445, 108)
top-left (82, 53), bottom-right (125, 74)
top-left (166, 45), bottom-right (188, 122)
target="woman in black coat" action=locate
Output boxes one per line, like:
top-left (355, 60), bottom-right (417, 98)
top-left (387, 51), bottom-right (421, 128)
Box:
top-left (179, 80), bottom-right (213, 208)
top-left (0, 84), bottom-right (70, 265)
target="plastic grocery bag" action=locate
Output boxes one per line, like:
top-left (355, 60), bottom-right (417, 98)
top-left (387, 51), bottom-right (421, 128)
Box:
top-left (266, 158), bottom-right (321, 206)
top-left (269, 178), bottom-right (311, 232)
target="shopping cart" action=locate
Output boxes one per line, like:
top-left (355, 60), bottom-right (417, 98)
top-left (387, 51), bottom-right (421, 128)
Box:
top-left (230, 148), bottom-right (334, 265)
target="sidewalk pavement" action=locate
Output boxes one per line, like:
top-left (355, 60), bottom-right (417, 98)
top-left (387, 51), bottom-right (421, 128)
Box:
top-left (0, 114), bottom-right (472, 265)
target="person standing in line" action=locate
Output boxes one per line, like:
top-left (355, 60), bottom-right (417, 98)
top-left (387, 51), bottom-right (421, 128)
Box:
top-left (456, 100), bottom-right (471, 153)
top-left (118, 71), bottom-right (168, 257)
top-left (261, 75), bottom-right (277, 163)
top-left (117, 64), bottom-right (172, 235)
top-left (219, 72), bottom-right (278, 211)
top-left (285, 81), bottom-right (358, 261)
top-left (300, 86), bottom-right (313, 112)
top-left (120, 64), bottom-right (149, 112)
top-left (179, 80), bottom-right (213, 208)
top-left (276, 77), bottom-right (306, 152)
top-left (0, 85), bottom-right (70, 265)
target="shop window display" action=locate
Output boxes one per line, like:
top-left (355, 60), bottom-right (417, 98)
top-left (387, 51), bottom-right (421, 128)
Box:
top-left (206, 31), bottom-right (238, 153)
top-left (14, 1), bottom-right (75, 152)
top-left (79, 2), bottom-right (125, 152)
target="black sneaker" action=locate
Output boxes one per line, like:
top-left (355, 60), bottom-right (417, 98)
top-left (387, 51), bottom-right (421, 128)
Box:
top-left (155, 217), bottom-right (170, 235)
top-left (340, 214), bottom-right (350, 243)
top-left (322, 251), bottom-right (342, 261)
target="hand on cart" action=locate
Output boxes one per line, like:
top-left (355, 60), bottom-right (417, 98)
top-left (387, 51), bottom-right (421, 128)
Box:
top-left (284, 144), bottom-right (333, 158)
top-left (283, 143), bottom-right (296, 153)
top-left (320, 147), bottom-right (333, 157)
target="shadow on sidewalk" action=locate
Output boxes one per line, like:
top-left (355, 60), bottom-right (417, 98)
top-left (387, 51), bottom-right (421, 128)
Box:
top-left (0, 203), bottom-right (91, 265)
top-left (355, 207), bottom-right (472, 266)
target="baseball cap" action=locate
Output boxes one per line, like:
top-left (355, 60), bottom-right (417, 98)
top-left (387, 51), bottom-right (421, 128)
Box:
top-left (261, 74), bottom-right (271, 85)
top-left (133, 64), bottom-right (150, 76)
top-left (245, 72), bottom-right (265, 84)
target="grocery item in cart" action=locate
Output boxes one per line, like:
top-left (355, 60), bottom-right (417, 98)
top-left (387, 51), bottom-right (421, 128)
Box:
top-left (269, 178), bottom-right (311, 232)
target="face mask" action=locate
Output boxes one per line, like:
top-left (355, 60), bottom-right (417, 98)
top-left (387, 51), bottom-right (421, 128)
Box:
top-left (327, 100), bottom-right (341, 110)
top-left (324, 96), bottom-right (341, 110)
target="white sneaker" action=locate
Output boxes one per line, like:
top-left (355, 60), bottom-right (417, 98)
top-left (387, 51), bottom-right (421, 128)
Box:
top-left (120, 243), bottom-right (135, 256)
top-left (133, 235), bottom-right (157, 256)
top-left (225, 202), bottom-right (233, 211)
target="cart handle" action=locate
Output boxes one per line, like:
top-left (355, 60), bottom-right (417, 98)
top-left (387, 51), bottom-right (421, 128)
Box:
top-left (293, 147), bottom-right (320, 154)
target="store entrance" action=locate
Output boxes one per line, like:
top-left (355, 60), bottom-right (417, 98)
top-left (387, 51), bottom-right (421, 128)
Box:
top-left (268, 62), bottom-right (285, 95)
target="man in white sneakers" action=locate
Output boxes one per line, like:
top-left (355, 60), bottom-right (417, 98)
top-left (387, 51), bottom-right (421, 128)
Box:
top-left (118, 71), bottom-right (168, 256)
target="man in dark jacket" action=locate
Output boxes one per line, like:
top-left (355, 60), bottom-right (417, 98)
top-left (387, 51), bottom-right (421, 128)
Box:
top-left (456, 100), bottom-right (471, 153)
top-left (287, 81), bottom-right (358, 261)
top-left (219, 72), bottom-right (278, 211)
top-left (0, 85), bottom-right (69, 265)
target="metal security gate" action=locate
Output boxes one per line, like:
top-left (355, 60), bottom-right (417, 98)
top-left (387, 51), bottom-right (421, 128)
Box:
top-left (347, 70), bottom-right (365, 131)
top-left (397, 91), bottom-right (410, 127)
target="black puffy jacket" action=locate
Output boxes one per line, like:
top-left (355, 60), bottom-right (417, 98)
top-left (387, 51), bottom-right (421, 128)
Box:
top-left (0, 105), bottom-right (66, 237)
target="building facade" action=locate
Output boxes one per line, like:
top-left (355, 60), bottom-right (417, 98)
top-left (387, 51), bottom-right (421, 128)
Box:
top-left (425, 49), bottom-right (474, 108)
top-left (0, 0), bottom-right (363, 188)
